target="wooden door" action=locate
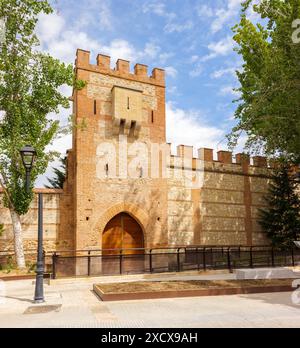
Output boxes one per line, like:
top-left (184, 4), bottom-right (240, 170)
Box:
top-left (102, 213), bottom-right (144, 254)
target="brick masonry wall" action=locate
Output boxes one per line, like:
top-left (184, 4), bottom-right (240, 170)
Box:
top-left (166, 151), bottom-right (271, 247)
top-left (0, 190), bottom-right (73, 253)
top-left (72, 50), bottom-right (168, 250)
top-left (0, 50), bottom-right (273, 253)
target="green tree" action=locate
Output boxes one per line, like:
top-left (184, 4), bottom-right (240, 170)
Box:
top-left (259, 163), bottom-right (300, 249)
top-left (229, 0), bottom-right (300, 163)
top-left (0, 223), bottom-right (4, 237)
top-left (0, 1), bottom-right (77, 268)
top-left (45, 157), bottom-right (66, 189)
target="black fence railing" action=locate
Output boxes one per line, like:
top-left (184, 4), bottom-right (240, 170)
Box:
top-left (0, 250), bottom-right (53, 273)
top-left (50, 246), bottom-right (300, 279)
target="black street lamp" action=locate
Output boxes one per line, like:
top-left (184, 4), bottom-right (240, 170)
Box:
top-left (20, 145), bottom-right (45, 304)
top-left (20, 145), bottom-right (36, 193)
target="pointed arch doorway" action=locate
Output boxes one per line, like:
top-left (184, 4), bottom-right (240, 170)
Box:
top-left (102, 213), bottom-right (144, 254)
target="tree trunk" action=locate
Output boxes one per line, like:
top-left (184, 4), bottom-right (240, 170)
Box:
top-left (9, 209), bottom-right (26, 269)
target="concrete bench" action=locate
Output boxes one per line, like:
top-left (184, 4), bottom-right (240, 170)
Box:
top-left (236, 267), bottom-right (300, 280)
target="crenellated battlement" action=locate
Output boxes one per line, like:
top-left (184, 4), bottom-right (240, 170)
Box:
top-left (76, 49), bottom-right (165, 87)
top-left (167, 145), bottom-right (274, 171)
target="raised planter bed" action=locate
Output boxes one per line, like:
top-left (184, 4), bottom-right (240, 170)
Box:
top-left (93, 279), bottom-right (296, 302)
top-left (0, 273), bottom-right (51, 282)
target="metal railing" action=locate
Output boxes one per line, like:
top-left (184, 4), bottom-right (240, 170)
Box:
top-left (49, 245), bottom-right (300, 279)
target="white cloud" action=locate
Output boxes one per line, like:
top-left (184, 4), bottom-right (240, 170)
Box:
top-left (37, 12), bottom-right (102, 64)
top-left (143, 2), bottom-right (166, 16)
top-left (37, 12), bottom-right (65, 43)
top-left (190, 37), bottom-right (234, 77)
top-left (165, 66), bottom-right (178, 78)
top-left (196, 4), bottom-right (214, 18)
top-left (211, 0), bottom-right (242, 33)
top-left (98, 1), bottom-right (114, 30)
top-left (189, 64), bottom-right (203, 78)
top-left (101, 39), bottom-right (136, 63)
top-left (101, 40), bottom-right (161, 65)
top-left (143, 1), bottom-right (192, 34)
top-left (201, 36), bottom-right (234, 62)
top-left (143, 42), bottom-right (161, 59)
top-left (72, 0), bottom-right (114, 30)
top-left (37, 12), bottom-right (162, 67)
top-left (49, 31), bottom-right (102, 63)
top-left (168, 86), bottom-right (179, 95)
top-left (164, 20), bottom-right (193, 33)
top-left (209, 0), bottom-right (261, 33)
top-left (219, 85), bottom-right (240, 97)
top-left (159, 52), bottom-right (174, 64)
top-left (143, 2), bottom-right (176, 19)
top-left (166, 102), bottom-right (225, 153)
top-left (208, 36), bottom-right (234, 56)
top-left (190, 55), bottom-right (199, 63)
top-left (211, 67), bottom-right (236, 79)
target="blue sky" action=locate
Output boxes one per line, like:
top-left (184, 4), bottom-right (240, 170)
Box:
top-left (36, 0), bottom-right (259, 185)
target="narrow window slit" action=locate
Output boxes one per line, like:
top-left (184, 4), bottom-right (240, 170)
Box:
top-left (120, 119), bottom-right (125, 134)
top-left (94, 100), bottom-right (97, 115)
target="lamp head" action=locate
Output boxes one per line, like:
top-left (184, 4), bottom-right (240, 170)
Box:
top-left (20, 145), bottom-right (36, 171)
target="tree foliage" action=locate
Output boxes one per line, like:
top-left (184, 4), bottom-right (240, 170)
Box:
top-left (229, 0), bottom-right (300, 163)
top-left (0, 223), bottom-right (4, 237)
top-left (0, 0), bottom-right (74, 215)
top-left (259, 162), bottom-right (300, 249)
top-left (45, 157), bottom-right (66, 189)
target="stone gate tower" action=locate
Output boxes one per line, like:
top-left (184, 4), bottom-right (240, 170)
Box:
top-left (68, 49), bottom-right (169, 250)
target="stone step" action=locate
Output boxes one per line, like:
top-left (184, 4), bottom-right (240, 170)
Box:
top-left (236, 267), bottom-right (300, 280)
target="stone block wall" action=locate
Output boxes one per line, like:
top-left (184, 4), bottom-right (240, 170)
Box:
top-left (166, 148), bottom-right (271, 246)
top-left (0, 189), bottom-right (72, 253)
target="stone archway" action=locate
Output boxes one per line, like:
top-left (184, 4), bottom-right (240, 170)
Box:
top-left (102, 212), bottom-right (144, 254)
top-left (96, 202), bottom-right (149, 249)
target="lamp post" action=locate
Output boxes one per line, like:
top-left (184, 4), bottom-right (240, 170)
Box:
top-left (20, 145), bottom-right (36, 193)
top-left (20, 145), bottom-right (45, 304)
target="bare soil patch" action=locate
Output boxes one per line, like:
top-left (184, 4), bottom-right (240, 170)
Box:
top-left (96, 279), bottom-right (294, 294)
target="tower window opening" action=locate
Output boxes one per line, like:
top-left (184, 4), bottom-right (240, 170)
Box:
top-left (94, 100), bottom-right (97, 115)
top-left (151, 110), bottom-right (154, 123)
top-left (120, 119), bottom-right (125, 134)
top-left (127, 97), bottom-right (130, 110)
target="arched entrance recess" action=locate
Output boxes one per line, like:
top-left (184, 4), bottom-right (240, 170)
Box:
top-left (102, 213), bottom-right (144, 254)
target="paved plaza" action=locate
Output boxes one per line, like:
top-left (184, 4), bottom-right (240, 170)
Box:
top-left (0, 272), bottom-right (299, 328)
